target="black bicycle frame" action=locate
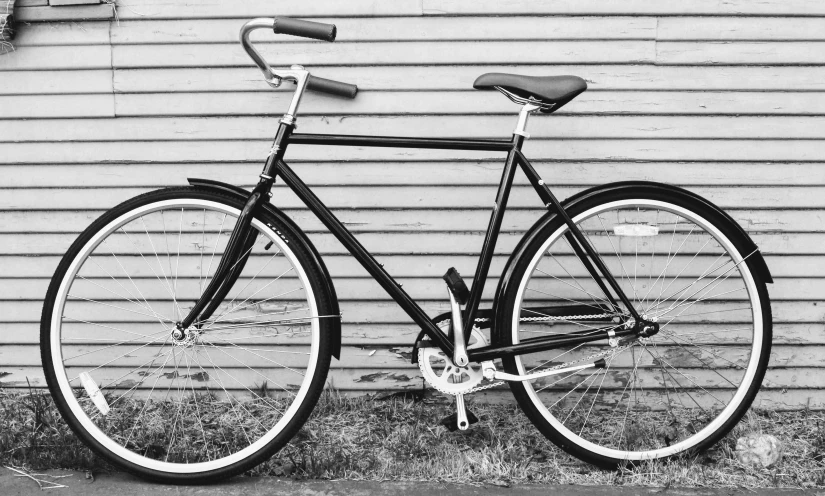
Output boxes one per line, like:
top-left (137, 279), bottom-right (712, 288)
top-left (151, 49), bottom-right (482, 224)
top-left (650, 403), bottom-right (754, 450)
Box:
top-left (182, 121), bottom-right (642, 362)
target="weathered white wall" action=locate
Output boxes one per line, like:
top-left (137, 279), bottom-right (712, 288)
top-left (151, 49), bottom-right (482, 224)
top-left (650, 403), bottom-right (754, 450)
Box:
top-left (1, 0), bottom-right (823, 407)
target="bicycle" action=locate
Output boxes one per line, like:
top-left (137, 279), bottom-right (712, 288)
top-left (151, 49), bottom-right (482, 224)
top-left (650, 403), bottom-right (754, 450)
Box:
top-left (40, 17), bottom-right (774, 484)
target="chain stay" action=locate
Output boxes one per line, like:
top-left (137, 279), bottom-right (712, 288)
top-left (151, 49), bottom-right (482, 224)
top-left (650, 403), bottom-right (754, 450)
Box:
top-left (465, 343), bottom-right (630, 394)
top-left (422, 314), bottom-right (626, 395)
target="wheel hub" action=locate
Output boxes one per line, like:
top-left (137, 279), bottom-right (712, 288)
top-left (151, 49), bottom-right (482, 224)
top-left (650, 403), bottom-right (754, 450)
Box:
top-left (638, 314), bottom-right (660, 338)
top-left (171, 327), bottom-right (201, 348)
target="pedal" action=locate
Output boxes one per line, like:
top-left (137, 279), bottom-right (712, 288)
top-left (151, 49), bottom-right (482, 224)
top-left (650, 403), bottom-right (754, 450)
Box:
top-left (440, 411), bottom-right (479, 432)
top-left (442, 267), bottom-right (469, 305)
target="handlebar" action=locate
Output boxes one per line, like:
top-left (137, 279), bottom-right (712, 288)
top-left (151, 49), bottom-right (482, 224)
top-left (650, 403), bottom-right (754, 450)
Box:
top-left (273, 17), bottom-right (336, 42)
top-left (307, 75), bottom-right (359, 99)
top-left (239, 17), bottom-right (358, 99)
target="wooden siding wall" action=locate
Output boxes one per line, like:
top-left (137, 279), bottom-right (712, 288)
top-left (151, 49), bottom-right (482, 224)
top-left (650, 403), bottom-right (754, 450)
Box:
top-left (1, 0), bottom-right (823, 408)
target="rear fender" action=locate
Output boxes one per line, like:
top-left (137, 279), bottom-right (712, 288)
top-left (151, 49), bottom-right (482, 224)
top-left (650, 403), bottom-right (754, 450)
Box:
top-left (188, 178), bottom-right (342, 359)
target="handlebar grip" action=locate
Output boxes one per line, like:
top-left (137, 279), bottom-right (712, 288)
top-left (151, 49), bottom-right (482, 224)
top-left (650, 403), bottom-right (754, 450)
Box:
top-left (273, 18), bottom-right (336, 42)
top-left (307, 75), bottom-right (358, 99)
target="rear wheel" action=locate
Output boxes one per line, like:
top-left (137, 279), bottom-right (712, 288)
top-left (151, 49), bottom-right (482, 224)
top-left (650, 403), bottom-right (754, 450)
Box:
top-left (499, 185), bottom-right (772, 467)
top-left (41, 188), bottom-right (335, 483)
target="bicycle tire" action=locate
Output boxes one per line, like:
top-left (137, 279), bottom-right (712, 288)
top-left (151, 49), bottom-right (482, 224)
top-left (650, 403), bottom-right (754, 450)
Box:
top-left (40, 187), bottom-right (335, 483)
top-left (497, 183), bottom-right (772, 467)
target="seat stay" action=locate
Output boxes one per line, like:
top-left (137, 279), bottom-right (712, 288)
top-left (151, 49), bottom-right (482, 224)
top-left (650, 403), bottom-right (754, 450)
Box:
top-left (514, 150), bottom-right (641, 321)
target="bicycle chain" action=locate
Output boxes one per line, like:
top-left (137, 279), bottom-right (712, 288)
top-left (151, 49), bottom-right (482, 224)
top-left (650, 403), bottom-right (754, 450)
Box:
top-left (474, 313), bottom-right (616, 323)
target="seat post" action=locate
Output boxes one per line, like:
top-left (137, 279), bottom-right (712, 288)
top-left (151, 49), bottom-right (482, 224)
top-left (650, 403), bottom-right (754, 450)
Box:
top-left (513, 103), bottom-right (541, 138)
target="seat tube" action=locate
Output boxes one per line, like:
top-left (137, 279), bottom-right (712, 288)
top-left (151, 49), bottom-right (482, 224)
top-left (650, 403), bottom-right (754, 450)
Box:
top-left (461, 134), bottom-right (524, 338)
top-left (461, 103), bottom-right (541, 338)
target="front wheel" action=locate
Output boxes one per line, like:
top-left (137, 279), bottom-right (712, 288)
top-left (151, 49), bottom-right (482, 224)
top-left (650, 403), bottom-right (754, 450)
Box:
top-left (40, 188), bottom-right (336, 483)
top-left (498, 184), bottom-right (772, 467)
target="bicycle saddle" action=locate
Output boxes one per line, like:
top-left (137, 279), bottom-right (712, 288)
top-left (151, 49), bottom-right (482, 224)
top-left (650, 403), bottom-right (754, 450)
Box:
top-left (473, 73), bottom-right (587, 112)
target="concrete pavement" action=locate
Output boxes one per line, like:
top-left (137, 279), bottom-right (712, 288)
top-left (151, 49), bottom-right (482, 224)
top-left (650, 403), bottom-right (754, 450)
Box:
top-left (0, 469), bottom-right (822, 496)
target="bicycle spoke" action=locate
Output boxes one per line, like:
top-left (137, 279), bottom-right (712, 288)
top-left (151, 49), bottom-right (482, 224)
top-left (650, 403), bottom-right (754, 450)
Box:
top-left (201, 336), bottom-right (305, 381)
top-left (202, 251), bottom-right (287, 327)
top-left (644, 237), bottom-right (719, 314)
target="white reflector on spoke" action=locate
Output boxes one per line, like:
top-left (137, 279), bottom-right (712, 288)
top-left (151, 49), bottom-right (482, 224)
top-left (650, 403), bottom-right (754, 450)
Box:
top-left (79, 371), bottom-right (110, 415)
top-left (613, 224), bottom-right (659, 237)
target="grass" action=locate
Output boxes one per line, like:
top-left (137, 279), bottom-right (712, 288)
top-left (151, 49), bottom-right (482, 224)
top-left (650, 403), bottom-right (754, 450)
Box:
top-left (0, 385), bottom-right (823, 488)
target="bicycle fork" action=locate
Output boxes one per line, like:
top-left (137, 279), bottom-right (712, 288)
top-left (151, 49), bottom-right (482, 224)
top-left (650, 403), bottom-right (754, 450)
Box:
top-left (176, 70), bottom-right (305, 333)
top-left (175, 180), bottom-right (271, 334)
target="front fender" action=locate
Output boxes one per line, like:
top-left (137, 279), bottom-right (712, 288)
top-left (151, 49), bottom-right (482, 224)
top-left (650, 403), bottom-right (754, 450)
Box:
top-left (187, 178), bottom-right (342, 360)
top-left (491, 180), bottom-right (773, 345)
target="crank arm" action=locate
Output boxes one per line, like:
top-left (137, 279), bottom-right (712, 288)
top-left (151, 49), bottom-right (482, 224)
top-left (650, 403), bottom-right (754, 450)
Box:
top-left (482, 359), bottom-right (605, 383)
top-left (448, 289), bottom-right (469, 367)
top-left (455, 394), bottom-right (470, 431)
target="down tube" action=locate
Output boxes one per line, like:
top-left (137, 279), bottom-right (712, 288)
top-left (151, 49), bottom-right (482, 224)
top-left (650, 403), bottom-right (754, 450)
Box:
top-left (274, 160), bottom-right (454, 354)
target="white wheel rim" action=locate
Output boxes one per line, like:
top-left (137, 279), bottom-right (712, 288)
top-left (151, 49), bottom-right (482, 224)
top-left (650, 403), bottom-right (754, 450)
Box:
top-left (50, 199), bottom-right (321, 474)
top-left (512, 199), bottom-right (763, 460)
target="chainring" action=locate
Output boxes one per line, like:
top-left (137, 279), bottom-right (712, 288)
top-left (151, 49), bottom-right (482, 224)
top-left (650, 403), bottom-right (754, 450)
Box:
top-left (418, 325), bottom-right (488, 395)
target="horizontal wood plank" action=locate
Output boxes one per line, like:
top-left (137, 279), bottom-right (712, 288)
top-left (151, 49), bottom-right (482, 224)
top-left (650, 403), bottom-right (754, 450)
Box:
top-left (111, 91), bottom-right (825, 117)
top-left (5, 299), bottom-right (824, 324)
top-left (6, 115), bottom-right (825, 141)
top-left (1, 209), bottom-right (821, 234)
top-left (16, 1), bottom-right (49, 7)
top-left (1, 366), bottom-right (820, 393)
top-left (109, 17), bottom-right (657, 44)
top-left (657, 18), bottom-right (825, 41)
top-left (3, 321), bottom-right (822, 345)
top-left (2, 186), bottom-right (823, 209)
top-left (20, 16), bottom-right (825, 47)
top-left (0, 44), bottom-right (111, 70)
top-left (0, 69), bottom-right (112, 95)
top-left (111, 41), bottom-right (656, 68)
top-left (113, 0), bottom-right (422, 20)
top-left (6, 276), bottom-right (824, 301)
top-left (108, 40), bottom-right (825, 69)
top-left (1, 162), bottom-right (821, 187)
top-left (2, 232), bottom-right (823, 256)
top-left (0, 253), bottom-right (821, 278)
top-left (49, 0), bottom-right (101, 6)
top-left (111, 66), bottom-right (825, 93)
top-left (114, 40), bottom-right (825, 69)
top-left (422, 0), bottom-right (825, 16)
top-left (0, 343), bottom-right (821, 371)
top-left (0, 94), bottom-right (115, 118)
top-left (657, 42), bottom-right (825, 65)
top-left (2, 139), bottom-right (825, 163)
top-left (15, 4), bottom-right (113, 22)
